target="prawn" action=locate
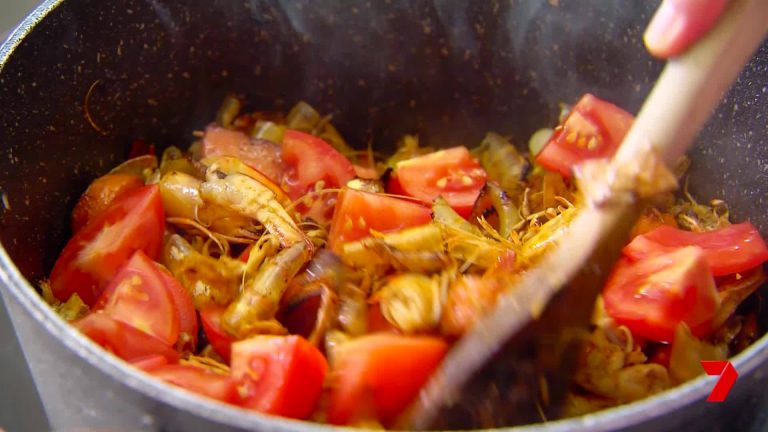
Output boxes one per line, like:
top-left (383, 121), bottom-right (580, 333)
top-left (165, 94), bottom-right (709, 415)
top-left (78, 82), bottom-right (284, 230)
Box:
top-left (201, 170), bottom-right (310, 250)
top-left (221, 241), bottom-right (310, 338)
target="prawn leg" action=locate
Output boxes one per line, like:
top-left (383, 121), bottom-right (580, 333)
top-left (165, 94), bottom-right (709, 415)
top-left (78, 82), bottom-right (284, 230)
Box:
top-left (222, 241), bottom-right (310, 338)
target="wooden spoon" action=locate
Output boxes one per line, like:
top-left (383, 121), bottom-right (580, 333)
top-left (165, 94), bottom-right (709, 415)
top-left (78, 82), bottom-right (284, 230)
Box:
top-left (401, 0), bottom-right (768, 428)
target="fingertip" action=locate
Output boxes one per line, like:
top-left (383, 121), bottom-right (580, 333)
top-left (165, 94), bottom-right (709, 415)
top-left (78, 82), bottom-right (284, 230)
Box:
top-left (644, 0), bottom-right (729, 59)
top-left (644, 0), bottom-right (688, 58)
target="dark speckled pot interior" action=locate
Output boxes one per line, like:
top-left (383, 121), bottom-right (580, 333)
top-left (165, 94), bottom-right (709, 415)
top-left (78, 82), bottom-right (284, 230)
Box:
top-left (1, 0), bottom-right (767, 431)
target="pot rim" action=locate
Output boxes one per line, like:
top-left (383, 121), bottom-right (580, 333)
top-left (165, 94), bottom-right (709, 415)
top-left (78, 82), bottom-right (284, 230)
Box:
top-left (1, 1), bottom-right (767, 431)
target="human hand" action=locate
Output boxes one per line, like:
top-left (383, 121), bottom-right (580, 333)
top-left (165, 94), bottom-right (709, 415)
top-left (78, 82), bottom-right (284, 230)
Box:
top-left (644, 0), bottom-right (728, 58)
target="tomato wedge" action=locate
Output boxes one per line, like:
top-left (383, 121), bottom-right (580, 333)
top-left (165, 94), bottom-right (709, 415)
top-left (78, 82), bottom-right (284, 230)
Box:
top-left (71, 174), bottom-right (144, 233)
top-left (327, 333), bottom-right (448, 426)
top-left (50, 185), bottom-right (165, 305)
top-left (603, 247), bottom-right (720, 343)
top-left (200, 305), bottom-right (234, 363)
top-left (75, 312), bottom-right (180, 363)
top-left (151, 364), bottom-right (240, 403)
top-left (391, 146), bottom-right (487, 217)
top-left (231, 335), bottom-right (327, 419)
top-left (93, 251), bottom-right (179, 346)
top-left (623, 222), bottom-right (768, 276)
top-left (535, 94), bottom-right (634, 178)
top-left (281, 129), bottom-right (355, 200)
top-left (327, 188), bottom-right (432, 252)
top-left (156, 264), bottom-right (198, 351)
top-left (202, 126), bottom-right (285, 183)
top-left (131, 354), bottom-right (170, 372)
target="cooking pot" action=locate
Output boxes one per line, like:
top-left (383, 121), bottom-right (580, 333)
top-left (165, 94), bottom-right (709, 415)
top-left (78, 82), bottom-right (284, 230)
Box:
top-left (1, 0), bottom-right (767, 430)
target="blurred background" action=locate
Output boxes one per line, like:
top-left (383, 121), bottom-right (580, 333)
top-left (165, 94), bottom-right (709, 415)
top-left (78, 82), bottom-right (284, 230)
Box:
top-left (1, 4), bottom-right (48, 432)
top-left (0, 0), bottom-right (38, 40)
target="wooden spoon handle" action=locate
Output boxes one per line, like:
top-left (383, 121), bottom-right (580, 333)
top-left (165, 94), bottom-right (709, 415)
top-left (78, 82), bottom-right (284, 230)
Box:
top-left (614, 0), bottom-right (768, 167)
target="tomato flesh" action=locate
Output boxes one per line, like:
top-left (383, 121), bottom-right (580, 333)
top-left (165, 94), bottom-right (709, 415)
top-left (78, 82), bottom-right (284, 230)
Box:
top-left (131, 354), bottom-right (170, 371)
top-left (75, 312), bottom-right (180, 363)
top-left (231, 335), bottom-right (327, 419)
top-left (536, 94), bottom-right (634, 178)
top-left (327, 187), bottom-right (432, 252)
top-left (50, 185), bottom-right (165, 305)
top-left (202, 125), bottom-right (284, 183)
top-left (94, 251), bottom-right (180, 346)
top-left (71, 174), bottom-right (144, 233)
top-left (603, 247), bottom-right (720, 343)
top-left (392, 146), bottom-right (487, 217)
top-left (623, 222), bottom-right (768, 276)
top-left (200, 305), bottom-right (235, 363)
top-left (327, 333), bottom-right (448, 426)
top-left (151, 364), bottom-right (240, 403)
top-left (281, 129), bottom-right (355, 200)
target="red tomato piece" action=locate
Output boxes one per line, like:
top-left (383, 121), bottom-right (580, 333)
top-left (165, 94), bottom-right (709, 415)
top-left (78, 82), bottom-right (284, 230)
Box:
top-left (535, 94), bottom-right (634, 178)
top-left (353, 164), bottom-right (379, 180)
top-left (93, 251), bottom-right (180, 346)
top-left (281, 129), bottom-right (355, 200)
top-left (327, 333), bottom-right (448, 426)
top-left (202, 125), bottom-right (284, 183)
top-left (71, 174), bottom-right (145, 233)
top-left (151, 364), bottom-right (240, 404)
top-left (603, 247), bottom-right (720, 343)
top-left (648, 344), bottom-right (672, 368)
top-left (75, 312), bottom-right (180, 363)
top-left (392, 146), bottom-right (487, 217)
top-left (386, 174), bottom-right (407, 196)
top-left (327, 187), bottom-right (432, 252)
top-left (50, 185), bottom-right (165, 306)
top-left (128, 138), bottom-right (156, 159)
top-left (238, 246), bottom-right (252, 263)
top-left (623, 222), bottom-right (768, 276)
top-left (200, 306), bottom-right (235, 363)
top-left (156, 264), bottom-right (198, 351)
top-left (131, 354), bottom-right (170, 372)
top-left (366, 305), bottom-right (400, 334)
top-left (231, 335), bottom-right (327, 419)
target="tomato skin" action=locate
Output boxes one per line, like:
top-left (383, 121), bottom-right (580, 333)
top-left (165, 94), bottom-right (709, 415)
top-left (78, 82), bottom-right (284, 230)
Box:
top-left (156, 264), bottom-right (198, 351)
top-left (71, 174), bottom-right (144, 233)
top-left (202, 126), bottom-right (284, 183)
top-left (281, 129), bottom-right (355, 200)
top-left (392, 146), bottom-right (487, 217)
top-left (131, 354), bottom-right (170, 371)
top-left (367, 305), bottom-right (400, 334)
top-left (327, 187), bottom-right (432, 252)
top-left (74, 312), bottom-right (180, 363)
top-left (50, 185), bottom-right (165, 306)
top-left (603, 247), bottom-right (720, 343)
top-left (151, 364), bottom-right (241, 403)
top-left (649, 344), bottom-right (672, 368)
top-left (441, 275), bottom-right (502, 337)
top-left (353, 164), bottom-right (379, 180)
top-left (231, 335), bottom-right (328, 419)
top-left (536, 94), bottom-right (634, 178)
top-left (386, 175), bottom-right (407, 196)
top-left (93, 251), bottom-right (180, 346)
top-left (128, 138), bottom-right (155, 159)
top-left (623, 222), bottom-right (768, 276)
top-left (200, 306), bottom-right (235, 363)
top-left (327, 333), bottom-right (448, 426)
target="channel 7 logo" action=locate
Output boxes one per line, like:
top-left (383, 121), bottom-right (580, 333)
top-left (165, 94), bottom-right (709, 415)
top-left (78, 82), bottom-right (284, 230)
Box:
top-left (701, 360), bottom-right (738, 402)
